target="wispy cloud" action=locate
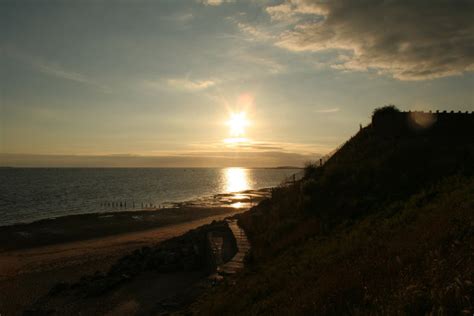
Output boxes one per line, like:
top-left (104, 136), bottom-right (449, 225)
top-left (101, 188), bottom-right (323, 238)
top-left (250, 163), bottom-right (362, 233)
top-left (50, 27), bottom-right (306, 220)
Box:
top-left (266, 2), bottom-right (327, 23)
top-left (5, 46), bottom-right (108, 90)
top-left (190, 139), bottom-right (332, 156)
top-left (315, 108), bottom-right (340, 113)
top-left (162, 12), bottom-right (194, 23)
top-left (199, 0), bottom-right (234, 6)
top-left (141, 76), bottom-right (217, 93)
top-left (236, 22), bottom-right (275, 42)
top-left (34, 62), bottom-right (93, 85)
top-left (265, 3), bottom-right (294, 22)
top-left (233, 50), bottom-right (286, 74)
top-left (167, 78), bottom-right (217, 91)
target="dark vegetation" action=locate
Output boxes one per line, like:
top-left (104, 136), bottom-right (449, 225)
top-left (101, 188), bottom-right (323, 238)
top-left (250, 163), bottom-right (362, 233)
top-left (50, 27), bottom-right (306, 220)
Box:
top-left (189, 106), bottom-right (474, 315)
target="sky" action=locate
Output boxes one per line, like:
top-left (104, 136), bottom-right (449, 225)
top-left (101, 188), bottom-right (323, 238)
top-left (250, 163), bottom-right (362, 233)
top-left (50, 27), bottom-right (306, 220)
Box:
top-left (1, 0), bottom-right (473, 167)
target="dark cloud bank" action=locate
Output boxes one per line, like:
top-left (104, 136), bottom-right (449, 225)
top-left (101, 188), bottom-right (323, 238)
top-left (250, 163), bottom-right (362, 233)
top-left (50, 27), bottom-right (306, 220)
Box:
top-left (270, 0), bottom-right (474, 80)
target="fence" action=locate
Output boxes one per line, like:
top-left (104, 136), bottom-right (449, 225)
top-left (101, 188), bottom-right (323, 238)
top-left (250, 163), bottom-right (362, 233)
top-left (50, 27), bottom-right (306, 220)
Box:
top-left (99, 200), bottom-right (168, 210)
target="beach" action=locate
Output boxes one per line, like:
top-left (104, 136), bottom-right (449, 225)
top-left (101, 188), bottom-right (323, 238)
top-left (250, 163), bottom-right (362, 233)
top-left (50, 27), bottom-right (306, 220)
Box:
top-left (0, 189), bottom-right (269, 315)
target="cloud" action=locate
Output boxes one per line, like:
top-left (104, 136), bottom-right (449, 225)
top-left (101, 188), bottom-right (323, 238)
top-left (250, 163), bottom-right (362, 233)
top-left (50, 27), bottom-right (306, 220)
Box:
top-left (268, 0), bottom-right (474, 80)
top-left (191, 139), bottom-right (331, 156)
top-left (167, 78), bottom-right (216, 91)
top-left (315, 107), bottom-right (340, 113)
top-left (34, 62), bottom-right (93, 85)
top-left (266, 1), bottom-right (327, 22)
top-left (237, 22), bottom-right (275, 41)
top-left (233, 50), bottom-right (286, 74)
top-left (141, 76), bottom-right (217, 92)
top-left (4, 46), bottom-right (108, 89)
top-left (163, 12), bottom-right (194, 22)
top-left (266, 3), bottom-right (294, 21)
top-left (199, 0), bottom-right (233, 6)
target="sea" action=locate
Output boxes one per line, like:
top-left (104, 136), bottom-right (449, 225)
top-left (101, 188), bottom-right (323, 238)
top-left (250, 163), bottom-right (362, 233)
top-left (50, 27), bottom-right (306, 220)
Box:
top-left (0, 167), bottom-right (299, 226)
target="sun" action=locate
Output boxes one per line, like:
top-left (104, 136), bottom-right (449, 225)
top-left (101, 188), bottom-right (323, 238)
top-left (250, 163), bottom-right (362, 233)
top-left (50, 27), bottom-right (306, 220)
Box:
top-left (227, 112), bottom-right (249, 137)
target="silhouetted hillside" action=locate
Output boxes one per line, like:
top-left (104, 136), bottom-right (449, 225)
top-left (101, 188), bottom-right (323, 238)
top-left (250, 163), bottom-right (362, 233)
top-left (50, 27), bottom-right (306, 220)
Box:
top-left (302, 106), bottom-right (473, 224)
top-left (189, 106), bottom-right (474, 315)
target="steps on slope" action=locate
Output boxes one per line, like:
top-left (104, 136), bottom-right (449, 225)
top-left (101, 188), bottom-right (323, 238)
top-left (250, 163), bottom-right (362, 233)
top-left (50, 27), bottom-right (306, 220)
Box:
top-left (217, 219), bottom-right (250, 275)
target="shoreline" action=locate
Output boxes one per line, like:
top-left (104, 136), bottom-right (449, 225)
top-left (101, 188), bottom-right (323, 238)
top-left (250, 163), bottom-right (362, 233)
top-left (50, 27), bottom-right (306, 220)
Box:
top-left (0, 188), bottom-right (270, 251)
top-left (0, 188), bottom-right (272, 228)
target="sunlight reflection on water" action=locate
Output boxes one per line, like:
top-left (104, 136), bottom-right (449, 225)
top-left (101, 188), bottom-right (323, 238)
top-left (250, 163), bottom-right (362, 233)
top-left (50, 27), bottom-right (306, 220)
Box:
top-left (224, 167), bottom-right (250, 193)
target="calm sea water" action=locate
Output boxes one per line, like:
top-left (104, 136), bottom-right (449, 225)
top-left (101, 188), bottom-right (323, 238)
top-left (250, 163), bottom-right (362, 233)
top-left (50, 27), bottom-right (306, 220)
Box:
top-left (0, 168), bottom-right (298, 226)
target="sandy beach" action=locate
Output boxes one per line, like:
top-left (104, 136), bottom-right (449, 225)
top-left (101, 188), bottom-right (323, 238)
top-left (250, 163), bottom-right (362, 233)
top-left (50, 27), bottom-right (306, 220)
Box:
top-left (0, 189), bottom-right (269, 315)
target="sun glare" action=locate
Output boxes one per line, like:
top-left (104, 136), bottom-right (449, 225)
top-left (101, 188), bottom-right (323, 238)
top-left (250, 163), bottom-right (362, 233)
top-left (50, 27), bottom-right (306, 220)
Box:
top-left (227, 112), bottom-right (249, 137)
top-left (224, 167), bottom-right (250, 193)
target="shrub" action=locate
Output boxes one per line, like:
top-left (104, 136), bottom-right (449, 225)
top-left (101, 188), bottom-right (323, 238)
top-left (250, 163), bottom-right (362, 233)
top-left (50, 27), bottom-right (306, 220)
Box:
top-left (372, 104), bottom-right (400, 118)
